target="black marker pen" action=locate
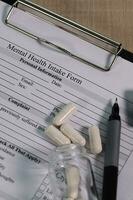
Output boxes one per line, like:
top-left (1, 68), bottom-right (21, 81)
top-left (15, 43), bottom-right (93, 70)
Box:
top-left (102, 99), bottom-right (121, 200)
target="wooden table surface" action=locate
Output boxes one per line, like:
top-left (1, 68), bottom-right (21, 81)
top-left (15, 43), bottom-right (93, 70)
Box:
top-left (32, 0), bottom-right (133, 52)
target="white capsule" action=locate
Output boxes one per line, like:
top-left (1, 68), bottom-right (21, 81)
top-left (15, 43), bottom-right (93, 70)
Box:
top-left (60, 123), bottom-right (86, 146)
top-left (66, 165), bottom-right (80, 199)
top-left (44, 125), bottom-right (71, 145)
top-left (88, 126), bottom-right (102, 154)
top-left (53, 103), bottom-right (76, 126)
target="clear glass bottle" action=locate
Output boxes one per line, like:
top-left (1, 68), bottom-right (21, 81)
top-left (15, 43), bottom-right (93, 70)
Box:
top-left (48, 144), bottom-right (99, 200)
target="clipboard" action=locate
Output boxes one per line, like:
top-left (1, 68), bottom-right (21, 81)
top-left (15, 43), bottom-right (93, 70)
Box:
top-left (1, 0), bottom-right (128, 71)
top-left (0, 1), bottom-right (133, 200)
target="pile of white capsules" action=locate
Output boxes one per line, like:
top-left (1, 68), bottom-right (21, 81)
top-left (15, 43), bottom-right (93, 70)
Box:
top-left (45, 102), bottom-right (102, 155)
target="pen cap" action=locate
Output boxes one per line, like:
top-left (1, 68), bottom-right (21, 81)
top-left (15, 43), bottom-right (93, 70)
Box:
top-left (48, 144), bottom-right (99, 200)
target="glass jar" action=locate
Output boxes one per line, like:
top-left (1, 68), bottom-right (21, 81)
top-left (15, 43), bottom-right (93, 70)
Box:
top-left (48, 144), bottom-right (99, 200)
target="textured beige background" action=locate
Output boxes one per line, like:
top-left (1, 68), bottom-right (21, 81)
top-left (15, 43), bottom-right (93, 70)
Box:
top-left (32, 0), bottom-right (133, 52)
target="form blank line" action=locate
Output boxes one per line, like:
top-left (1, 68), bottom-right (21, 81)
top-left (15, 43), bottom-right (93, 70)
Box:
top-left (0, 129), bottom-right (48, 159)
top-left (0, 68), bottom-right (18, 80)
top-left (31, 92), bottom-right (56, 107)
top-left (94, 171), bottom-right (103, 178)
top-left (65, 90), bottom-right (108, 113)
top-left (0, 123), bottom-right (50, 154)
top-left (0, 77), bottom-right (15, 86)
top-left (36, 88), bottom-right (64, 104)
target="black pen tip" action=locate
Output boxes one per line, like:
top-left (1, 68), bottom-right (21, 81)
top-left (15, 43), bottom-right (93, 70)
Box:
top-left (109, 99), bottom-right (120, 121)
top-left (113, 99), bottom-right (119, 112)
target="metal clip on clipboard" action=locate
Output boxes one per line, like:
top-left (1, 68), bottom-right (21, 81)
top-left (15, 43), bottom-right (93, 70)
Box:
top-left (5, 0), bottom-right (122, 71)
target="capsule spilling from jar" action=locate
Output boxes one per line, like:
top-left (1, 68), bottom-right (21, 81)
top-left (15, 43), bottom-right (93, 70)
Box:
top-left (65, 165), bottom-right (80, 199)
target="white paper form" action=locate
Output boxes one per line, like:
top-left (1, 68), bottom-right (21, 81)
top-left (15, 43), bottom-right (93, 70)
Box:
top-left (0, 1), bottom-right (133, 200)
